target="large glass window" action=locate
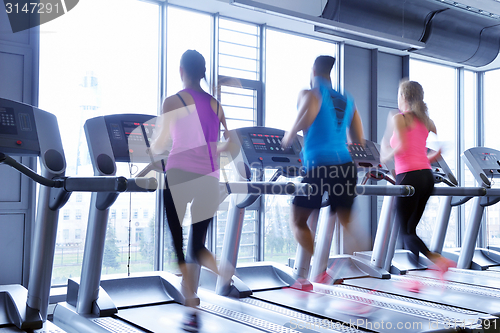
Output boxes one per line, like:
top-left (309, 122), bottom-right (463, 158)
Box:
top-left (216, 82), bottom-right (260, 264)
top-left (484, 69), bottom-right (500, 245)
top-left (264, 29), bottom-right (337, 264)
top-left (215, 18), bottom-right (261, 264)
top-left (410, 59), bottom-right (458, 248)
top-left (218, 18), bottom-right (260, 81)
top-left (39, 0), bottom-right (160, 285)
top-left (166, 7), bottom-right (212, 97)
top-left (462, 70), bottom-right (477, 240)
top-left (265, 29), bottom-right (337, 131)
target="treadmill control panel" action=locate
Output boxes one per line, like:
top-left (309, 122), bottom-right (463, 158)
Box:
top-left (463, 147), bottom-right (500, 187)
top-left (430, 150), bottom-right (458, 186)
top-left (236, 127), bottom-right (302, 172)
top-left (103, 114), bottom-right (156, 163)
top-left (348, 141), bottom-right (389, 171)
top-left (348, 142), bottom-right (375, 161)
top-left (0, 98), bottom-right (40, 155)
top-left (247, 133), bottom-right (294, 154)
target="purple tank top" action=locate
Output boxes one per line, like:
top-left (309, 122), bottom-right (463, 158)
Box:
top-left (165, 88), bottom-right (220, 178)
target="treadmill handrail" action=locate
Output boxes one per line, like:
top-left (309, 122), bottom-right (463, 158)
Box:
top-left (1, 152), bottom-right (158, 193)
top-left (484, 188), bottom-right (500, 197)
top-left (0, 152), bottom-right (60, 188)
top-left (355, 185), bottom-right (414, 197)
top-left (225, 181), bottom-right (311, 196)
top-left (62, 177), bottom-right (128, 193)
top-left (431, 186), bottom-right (487, 197)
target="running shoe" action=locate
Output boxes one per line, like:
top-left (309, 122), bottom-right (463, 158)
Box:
top-left (182, 312), bottom-right (199, 332)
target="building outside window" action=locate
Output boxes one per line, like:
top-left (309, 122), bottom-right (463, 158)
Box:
top-left (484, 69), bottom-right (500, 246)
top-left (264, 28), bottom-right (337, 264)
top-left (410, 59), bottom-right (458, 248)
top-left (40, 0), bottom-right (160, 284)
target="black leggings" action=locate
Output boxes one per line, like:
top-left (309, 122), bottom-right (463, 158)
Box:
top-left (395, 169), bottom-right (435, 261)
top-left (163, 169), bottom-right (219, 265)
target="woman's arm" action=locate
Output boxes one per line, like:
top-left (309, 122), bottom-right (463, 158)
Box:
top-left (210, 98), bottom-right (238, 156)
top-left (149, 95), bottom-right (182, 155)
top-left (427, 119), bottom-right (442, 163)
top-left (380, 113), bottom-right (407, 163)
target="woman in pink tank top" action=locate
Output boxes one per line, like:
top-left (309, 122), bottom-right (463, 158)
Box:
top-left (381, 80), bottom-right (455, 291)
top-left (150, 50), bottom-right (231, 330)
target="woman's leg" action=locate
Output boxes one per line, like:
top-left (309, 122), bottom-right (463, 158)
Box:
top-left (189, 175), bottom-right (220, 274)
top-left (395, 170), bottom-right (434, 261)
top-left (188, 217), bottom-right (219, 274)
top-left (164, 176), bottom-right (187, 265)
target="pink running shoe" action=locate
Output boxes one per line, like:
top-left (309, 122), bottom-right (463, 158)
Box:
top-left (313, 271), bottom-right (330, 284)
top-left (403, 279), bottom-right (422, 293)
top-left (290, 278), bottom-right (313, 291)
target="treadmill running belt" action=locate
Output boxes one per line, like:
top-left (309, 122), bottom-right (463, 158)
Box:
top-left (345, 276), bottom-right (500, 316)
top-left (116, 303), bottom-right (279, 333)
top-left (409, 269), bottom-right (500, 289)
top-left (252, 287), bottom-right (482, 332)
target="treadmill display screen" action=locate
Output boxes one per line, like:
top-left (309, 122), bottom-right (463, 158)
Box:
top-left (121, 121), bottom-right (155, 145)
top-left (479, 152), bottom-right (499, 166)
top-left (0, 107), bottom-right (17, 135)
top-left (249, 133), bottom-right (293, 154)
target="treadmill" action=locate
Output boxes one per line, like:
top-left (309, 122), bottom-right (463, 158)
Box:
top-left (373, 152), bottom-right (500, 292)
top-left (200, 132), bottom-right (487, 333)
top-left (0, 98), bottom-right (155, 332)
top-left (442, 147), bottom-right (500, 272)
top-left (301, 145), bottom-right (500, 329)
top-left (52, 116), bottom-right (319, 333)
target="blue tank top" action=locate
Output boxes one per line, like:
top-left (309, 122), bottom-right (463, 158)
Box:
top-left (301, 77), bottom-right (354, 170)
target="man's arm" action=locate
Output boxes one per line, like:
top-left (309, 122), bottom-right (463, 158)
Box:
top-left (281, 89), bottom-right (320, 147)
top-left (348, 108), bottom-right (365, 146)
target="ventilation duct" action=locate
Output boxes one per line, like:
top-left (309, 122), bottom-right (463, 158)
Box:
top-left (320, 0), bottom-right (500, 67)
top-left (230, 0), bottom-right (425, 50)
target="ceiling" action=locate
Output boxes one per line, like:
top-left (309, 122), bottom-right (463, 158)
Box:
top-left (167, 0), bottom-right (500, 71)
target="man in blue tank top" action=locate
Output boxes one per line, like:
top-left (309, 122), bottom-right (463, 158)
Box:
top-left (282, 55), bottom-right (365, 282)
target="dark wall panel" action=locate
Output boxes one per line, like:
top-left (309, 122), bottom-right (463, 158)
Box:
top-left (377, 52), bottom-right (401, 108)
top-left (0, 51), bottom-right (24, 102)
top-left (377, 52), bottom-right (402, 143)
top-left (0, 162), bottom-right (22, 203)
top-left (344, 44), bottom-right (371, 139)
top-left (0, 5), bottom-right (31, 45)
top-left (0, 214), bottom-right (25, 284)
top-left (0, 7), bottom-right (37, 286)
top-left (342, 44), bottom-right (372, 253)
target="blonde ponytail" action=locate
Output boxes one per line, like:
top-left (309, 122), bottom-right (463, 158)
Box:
top-left (399, 80), bottom-right (432, 129)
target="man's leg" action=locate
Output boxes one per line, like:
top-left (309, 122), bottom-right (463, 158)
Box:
top-left (290, 204), bottom-right (316, 256)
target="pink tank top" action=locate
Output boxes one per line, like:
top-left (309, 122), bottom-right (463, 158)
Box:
top-left (165, 89), bottom-right (220, 178)
top-left (390, 115), bottom-right (431, 175)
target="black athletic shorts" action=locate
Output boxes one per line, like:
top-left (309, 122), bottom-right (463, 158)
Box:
top-left (293, 162), bottom-right (358, 211)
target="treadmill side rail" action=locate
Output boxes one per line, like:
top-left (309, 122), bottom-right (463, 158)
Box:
top-left (53, 303), bottom-right (111, 333)
top-left (0, 285), bottom-right (42, 329)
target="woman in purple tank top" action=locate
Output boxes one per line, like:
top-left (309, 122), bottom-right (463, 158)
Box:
top-left (381, 80), bottom-right (456, 292)
top-left (150, 50), bottom-right (230, 330)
